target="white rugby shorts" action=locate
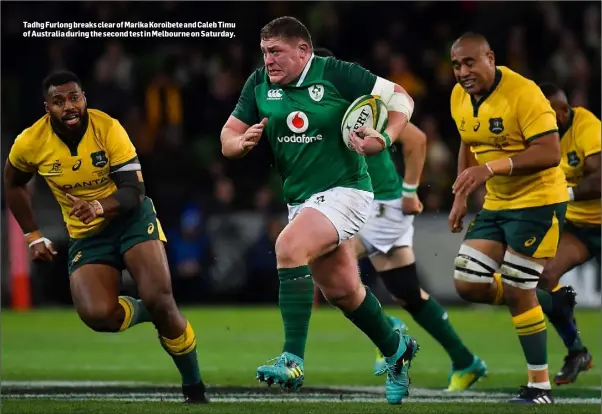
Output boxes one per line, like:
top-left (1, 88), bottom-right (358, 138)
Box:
top-left (359, 197), bottom-right (415, 256)
top-left (287, 186), bottom-right (374, 244)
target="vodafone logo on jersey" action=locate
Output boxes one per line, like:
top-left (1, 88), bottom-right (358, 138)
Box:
top-left (279, 111), bottom-right (322, 144)
top-left (286, 111), bottom-right (309, 133)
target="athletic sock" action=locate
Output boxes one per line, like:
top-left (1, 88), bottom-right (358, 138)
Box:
top-left (160, 320), bottom-right (202, 386)
top-left (118, 296), bottom-right (152, 331)
top-left (345, 288), bottom-right (400, 357)
top-left (512, 306), bottom-right (550, 386)
top-left (278, 266), bottom-right (314, 359)
top-left (411, 297), bottom-right (474, 370)
top-left (536, 288), bottom-right (584, 352)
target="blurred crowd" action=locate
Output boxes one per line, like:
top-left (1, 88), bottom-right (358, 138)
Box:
top-left (1, 2), bottom-right (600, 302)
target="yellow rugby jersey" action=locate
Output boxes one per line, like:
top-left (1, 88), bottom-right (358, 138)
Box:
top-left (451, 66), bottom-right (568, 210)
top-left (8, 109), bottom-right (137, 238)
top-left (559, 107), bottom-right (601, 225)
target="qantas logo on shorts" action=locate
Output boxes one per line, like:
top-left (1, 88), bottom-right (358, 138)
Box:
top-left (278, 111), bottom-right (323, 144)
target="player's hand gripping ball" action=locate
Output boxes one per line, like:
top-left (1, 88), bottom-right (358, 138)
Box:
top-left (341, 95), bottom-right (388, 154)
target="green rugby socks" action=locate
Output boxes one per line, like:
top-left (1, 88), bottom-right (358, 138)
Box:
top-left (118, 296), bottom-right (152, 331)
top-left (345, 288), bottom-right (400, 357)
top-left (278, 266), bottom-right (314, 359)
top-left (411, 297), bottom-right (474, 370)
top-left (160, 320), bottom-right (202, 385)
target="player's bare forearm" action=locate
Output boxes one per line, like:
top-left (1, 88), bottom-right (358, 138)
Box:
top-left (488, 133), bottom-right (561, 176)
top-left (457, 141), bottom-right (476, 175)
top-left (573, 153), bottom-right (601, 201)
top-left (221, 126), bottom-right (246, 158)
top-left (384, 112), bottom-right (408, 147)
top-left (3, 161), bottom-right (38, 234)
top-left (398, 122), bottom-right (426, 185)
top-left (96, 196), bottom-right (123, 218)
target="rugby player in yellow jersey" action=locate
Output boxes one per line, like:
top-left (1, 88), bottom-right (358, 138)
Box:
top-left (448, 33), bottom-right (568, 404)
top-left (535, 82), bottom-right (598, 385)
top-left (3, 71), bottom-right (208, 404)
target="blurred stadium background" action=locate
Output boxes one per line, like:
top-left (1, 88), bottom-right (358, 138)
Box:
top-left (1, 1), bottom-right (600, 411)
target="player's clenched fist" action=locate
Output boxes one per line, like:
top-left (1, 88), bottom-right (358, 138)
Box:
top-left (24, 230), bottom-right (57, 261)
top-left (67, 193), bottom-right (104, 225)
top-left (448, 195), bottom-right (468, 233)
top-left (240, 118), bottom-right (268, 153)
top-left (401, 195), bottom-right (424, 215)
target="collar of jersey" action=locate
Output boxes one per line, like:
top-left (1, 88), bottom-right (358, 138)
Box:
top-left (559, 107), bottom-right (574, 140)
top-left (470, 67), bottom-right (502, 117)
top-left (267, 53), bottom-right (316, 88)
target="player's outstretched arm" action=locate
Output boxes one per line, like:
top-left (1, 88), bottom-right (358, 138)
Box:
top-left (571, 153), bottom-right (601, 201)
top-left (221, 116), bottom-right (267, 159)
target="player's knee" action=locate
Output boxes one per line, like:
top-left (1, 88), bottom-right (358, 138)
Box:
top-left (144, 289), bottom-right (177, 319)
top-left (453, 244), bottom-right (498, 303)
top-left (379, 263), bottom-right (425, 313)
top-left (499, 250), bottom-right (543, 295)
top-left (76, 301), bottom-right (122, 333)
top-left (275, 231), bottom-right (307, 267)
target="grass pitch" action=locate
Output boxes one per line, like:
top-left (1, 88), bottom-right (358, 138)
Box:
top-left (2, 306), bottom-right (600, 413)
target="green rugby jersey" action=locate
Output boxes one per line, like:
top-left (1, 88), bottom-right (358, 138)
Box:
top-left (232, 55), bottom-right (376, 205)
top-left (365, 150), bottom-right (403, 201)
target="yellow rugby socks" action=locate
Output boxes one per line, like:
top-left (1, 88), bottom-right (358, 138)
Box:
top-left (118, 296), bottom-right (152, 331)
top-left (512, 306), bottom-right (550, 387)
top-left (161, 320), bottom-right (202, 385)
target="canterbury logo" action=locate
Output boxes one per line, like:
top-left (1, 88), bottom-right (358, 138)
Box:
top-left (524, 237), bottom-right (537, 247)
top-left (267, 89), bottom-right (283, 100)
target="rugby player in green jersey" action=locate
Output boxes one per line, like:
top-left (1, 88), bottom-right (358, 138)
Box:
top-left (221, 17), bottom-right (417, 404)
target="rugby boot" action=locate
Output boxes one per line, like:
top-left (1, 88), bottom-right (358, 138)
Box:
top-left (183, 382), bottom-right (209, 404)
top-left (554, 348), bottom-right (594, 385)
top-left (383, 332), bottom-right (420, 404)
top-left (374, 316), bottom-right (408, 375)
top-left (508, 385), bottom-right (553, 404)
top-left (446, 356), bottom-right (488, 391)
top-left (256, 351), bottom-right (304, 391)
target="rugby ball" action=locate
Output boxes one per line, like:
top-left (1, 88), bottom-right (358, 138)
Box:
top-left (341, 95), bottom-right (388, 149)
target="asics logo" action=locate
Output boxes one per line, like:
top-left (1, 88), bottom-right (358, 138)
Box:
top-left (267, 89), bottom-right (283, 100)
top-left (524, 236), bottom-right (537, 247)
